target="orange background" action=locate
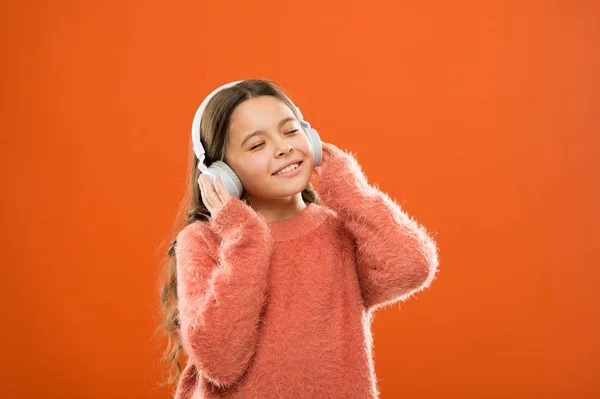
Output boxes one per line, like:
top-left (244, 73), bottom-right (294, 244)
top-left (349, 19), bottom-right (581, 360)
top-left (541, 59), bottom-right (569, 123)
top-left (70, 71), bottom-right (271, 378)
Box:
top-left (2, 1), bottom-right (599, 398)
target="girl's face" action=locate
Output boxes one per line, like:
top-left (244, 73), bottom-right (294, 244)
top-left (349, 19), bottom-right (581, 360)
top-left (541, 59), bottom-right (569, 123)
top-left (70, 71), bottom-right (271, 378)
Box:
top-left (224, 96), bottom-right (315, 201)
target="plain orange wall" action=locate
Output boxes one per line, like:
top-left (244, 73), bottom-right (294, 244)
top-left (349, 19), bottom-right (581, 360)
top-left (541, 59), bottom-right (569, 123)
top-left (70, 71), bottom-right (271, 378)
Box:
top-left (2, 1), bottom-right (599, 398)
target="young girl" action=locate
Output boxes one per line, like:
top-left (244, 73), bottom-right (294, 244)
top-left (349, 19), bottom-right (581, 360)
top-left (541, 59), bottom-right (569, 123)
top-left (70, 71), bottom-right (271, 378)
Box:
top-left (159, 79), bottom-right (439, 399)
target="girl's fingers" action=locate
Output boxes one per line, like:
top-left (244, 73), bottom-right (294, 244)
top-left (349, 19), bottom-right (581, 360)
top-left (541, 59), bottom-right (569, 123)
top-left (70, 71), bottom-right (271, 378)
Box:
top-left (214, 175), bottom-right (230, 203)
top-left (200, 175), bottom-right (217, 209)
top-left (211, 175), bottom-right (222, 203)
top-left (321, 146), bottom-right (335, 162)
top-left (199, 174), bottom-right (232, 215)
top-left (322, 142), bottom-right (343, 157)
top-left (199, 177), bottom-right (212, 209)
top-left (313, 165), bottom-right (322, 178)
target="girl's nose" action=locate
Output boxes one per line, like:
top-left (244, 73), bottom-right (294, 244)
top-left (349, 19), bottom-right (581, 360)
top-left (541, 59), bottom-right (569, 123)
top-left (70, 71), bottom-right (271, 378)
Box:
top-left (276, 143), bottom-right (293, 156)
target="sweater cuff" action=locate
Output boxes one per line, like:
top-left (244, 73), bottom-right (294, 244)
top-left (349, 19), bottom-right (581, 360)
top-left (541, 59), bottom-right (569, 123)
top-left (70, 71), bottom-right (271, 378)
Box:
top-left (317, 150), bottom-right (378, 216)
top-left (208, 197), bottom-right (270, 238)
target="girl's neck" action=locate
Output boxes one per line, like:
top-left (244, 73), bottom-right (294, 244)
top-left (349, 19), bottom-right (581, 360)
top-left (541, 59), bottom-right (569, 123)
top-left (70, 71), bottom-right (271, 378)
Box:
top-left (245, 193), bottom-right (307, 223)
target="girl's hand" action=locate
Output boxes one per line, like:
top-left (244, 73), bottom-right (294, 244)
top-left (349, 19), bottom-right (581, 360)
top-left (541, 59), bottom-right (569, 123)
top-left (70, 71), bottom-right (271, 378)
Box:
top-left (312, 141), bottom-right (346, 180)
top-left (198, 174), bottom-right (232, 218)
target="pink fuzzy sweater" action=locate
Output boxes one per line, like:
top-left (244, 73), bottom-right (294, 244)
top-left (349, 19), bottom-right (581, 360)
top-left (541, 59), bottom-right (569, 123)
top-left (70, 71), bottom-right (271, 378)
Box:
top-left (173, 150), bottom-right (439, 399)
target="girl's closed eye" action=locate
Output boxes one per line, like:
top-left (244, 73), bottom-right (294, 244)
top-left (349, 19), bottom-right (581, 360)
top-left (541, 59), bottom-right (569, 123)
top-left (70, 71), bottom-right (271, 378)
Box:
top-left (249, 129), bottom-right (299, 150)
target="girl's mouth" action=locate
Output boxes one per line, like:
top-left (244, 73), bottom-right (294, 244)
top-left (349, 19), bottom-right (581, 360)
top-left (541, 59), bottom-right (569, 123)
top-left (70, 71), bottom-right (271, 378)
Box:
top-left (272, 161), bottom-right (303, 177)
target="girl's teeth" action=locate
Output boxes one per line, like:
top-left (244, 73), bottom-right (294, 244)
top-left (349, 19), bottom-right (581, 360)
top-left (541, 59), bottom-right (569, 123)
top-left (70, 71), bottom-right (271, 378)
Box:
top-left (275, 163), bottom-right (300, 175)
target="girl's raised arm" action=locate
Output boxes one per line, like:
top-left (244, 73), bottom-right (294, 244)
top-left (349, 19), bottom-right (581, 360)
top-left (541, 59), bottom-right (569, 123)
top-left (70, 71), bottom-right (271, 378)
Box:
top-left (175, 197), bottom-right (274, 387)
top-left (316, 146), bottom-right (439, 313)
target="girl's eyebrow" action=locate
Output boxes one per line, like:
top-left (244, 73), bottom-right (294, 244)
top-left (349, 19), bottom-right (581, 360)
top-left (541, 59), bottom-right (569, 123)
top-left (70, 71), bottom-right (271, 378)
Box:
top-left (240, 117), bottom-right (297, 147)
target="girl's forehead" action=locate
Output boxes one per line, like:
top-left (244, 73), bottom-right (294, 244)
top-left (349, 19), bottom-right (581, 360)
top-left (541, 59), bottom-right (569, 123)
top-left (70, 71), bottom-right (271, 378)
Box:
top-left (229, 97), bottom-right (296, 138)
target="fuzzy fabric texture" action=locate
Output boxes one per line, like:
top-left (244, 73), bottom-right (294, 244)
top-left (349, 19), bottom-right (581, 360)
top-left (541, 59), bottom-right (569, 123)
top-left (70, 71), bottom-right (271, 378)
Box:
top-left (173, 150), bottom-right (439, 399)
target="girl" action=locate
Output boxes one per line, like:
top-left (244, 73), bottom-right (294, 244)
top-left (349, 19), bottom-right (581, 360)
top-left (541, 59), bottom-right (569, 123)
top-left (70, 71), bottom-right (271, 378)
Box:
top-left (159, 79), bottom-right (439, 398)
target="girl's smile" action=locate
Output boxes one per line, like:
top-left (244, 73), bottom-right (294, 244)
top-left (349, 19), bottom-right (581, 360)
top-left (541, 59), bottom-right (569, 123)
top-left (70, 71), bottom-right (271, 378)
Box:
top-left (272, 161), bottom-right (303, 177)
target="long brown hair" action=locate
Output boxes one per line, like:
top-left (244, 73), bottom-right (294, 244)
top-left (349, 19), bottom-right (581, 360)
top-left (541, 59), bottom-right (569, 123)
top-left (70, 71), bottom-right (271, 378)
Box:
top-left (155, 79), bottom-right (320, 388)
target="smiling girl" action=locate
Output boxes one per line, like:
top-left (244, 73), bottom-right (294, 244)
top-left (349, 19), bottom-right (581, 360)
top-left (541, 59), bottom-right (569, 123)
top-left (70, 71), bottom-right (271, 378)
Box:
top-left (158, 79), bottom-right (439, 399)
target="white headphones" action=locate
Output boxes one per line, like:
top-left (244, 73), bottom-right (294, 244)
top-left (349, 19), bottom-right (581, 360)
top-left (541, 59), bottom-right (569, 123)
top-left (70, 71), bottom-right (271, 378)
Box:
top-left (191, 80), bottom-right (323, 198)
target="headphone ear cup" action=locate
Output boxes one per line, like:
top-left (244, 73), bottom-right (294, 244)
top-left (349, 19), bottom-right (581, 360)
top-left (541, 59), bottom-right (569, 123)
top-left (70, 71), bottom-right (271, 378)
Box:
top-left (303, 126), bottom-right (322, 166)
top-left (208, 161), bottom-right (243, 198)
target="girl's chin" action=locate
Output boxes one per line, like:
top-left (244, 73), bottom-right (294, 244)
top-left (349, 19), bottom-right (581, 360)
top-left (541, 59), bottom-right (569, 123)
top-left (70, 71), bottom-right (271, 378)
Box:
top-left (254, 178), bottom-right (310, 196)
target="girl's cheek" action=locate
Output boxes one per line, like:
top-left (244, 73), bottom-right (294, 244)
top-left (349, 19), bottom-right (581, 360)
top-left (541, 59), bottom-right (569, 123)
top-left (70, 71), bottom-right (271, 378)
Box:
top-left (245, 156), bottom-right (271, 176)
top-left (284, 136), bottom-right (305, 155)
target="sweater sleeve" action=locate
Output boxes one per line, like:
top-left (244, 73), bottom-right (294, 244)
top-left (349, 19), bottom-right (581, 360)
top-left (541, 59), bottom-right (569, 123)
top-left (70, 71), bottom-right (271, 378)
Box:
top-left (174, 197), bottom-right (274, 388)
top-left (316, 150), bottom-right (439, 312)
